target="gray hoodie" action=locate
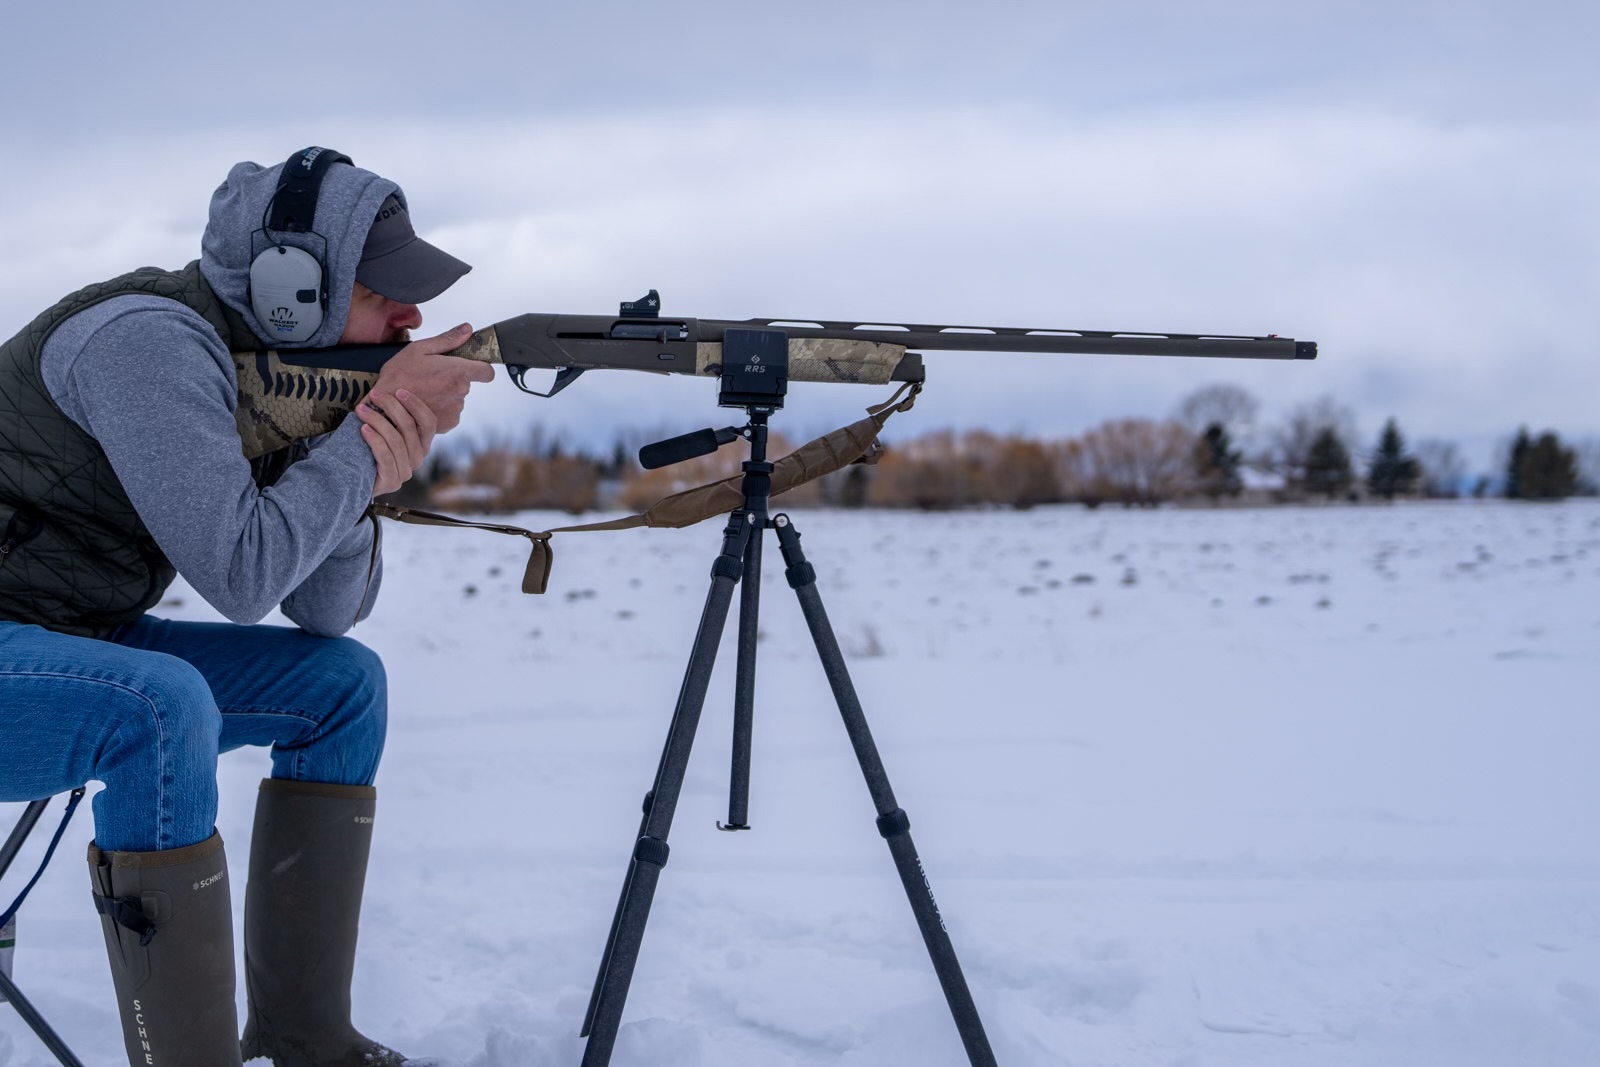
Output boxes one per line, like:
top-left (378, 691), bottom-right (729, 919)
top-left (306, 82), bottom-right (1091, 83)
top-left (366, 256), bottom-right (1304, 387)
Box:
top-left (201, 158), bottom-right (399, 350)
top-left (39, 158), bottom-right (405, 636)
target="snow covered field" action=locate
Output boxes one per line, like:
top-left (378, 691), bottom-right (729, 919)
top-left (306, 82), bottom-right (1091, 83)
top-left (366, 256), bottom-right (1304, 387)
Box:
top-left (4, 500), bottom-right (1598, 1066)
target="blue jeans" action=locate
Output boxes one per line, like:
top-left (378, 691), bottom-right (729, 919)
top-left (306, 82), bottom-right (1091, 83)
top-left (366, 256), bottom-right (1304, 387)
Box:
top-left (0, 616), bottom-right (387, 853)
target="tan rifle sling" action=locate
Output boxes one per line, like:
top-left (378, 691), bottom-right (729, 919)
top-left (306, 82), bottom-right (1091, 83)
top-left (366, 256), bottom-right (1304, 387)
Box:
top-left (359, 383), bottom-right (920, 608)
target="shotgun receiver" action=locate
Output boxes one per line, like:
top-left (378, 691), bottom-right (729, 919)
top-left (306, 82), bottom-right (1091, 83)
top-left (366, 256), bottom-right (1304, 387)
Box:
top-left (232, 290), bottom-right (1317, 459)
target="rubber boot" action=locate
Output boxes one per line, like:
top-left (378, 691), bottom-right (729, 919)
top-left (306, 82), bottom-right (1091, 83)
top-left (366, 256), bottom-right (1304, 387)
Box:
top-left (86, 831), bottom-right (244, 1067)
top-left (240, 779), bottom-right (408, 1067)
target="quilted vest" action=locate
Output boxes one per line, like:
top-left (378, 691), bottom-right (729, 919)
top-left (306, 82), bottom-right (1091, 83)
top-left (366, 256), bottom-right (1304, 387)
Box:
top-left (0, 262), bottom-right (257, 638)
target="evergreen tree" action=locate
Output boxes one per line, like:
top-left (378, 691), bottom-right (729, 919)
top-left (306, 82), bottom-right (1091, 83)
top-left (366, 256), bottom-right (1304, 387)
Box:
top-left (1303, 427), bottom-right (1353, 499)
top-left (1366, 418), bottom-right (1420, 500)
top-left (608, 440), bottom-right (631, 479)
top-left (1506, 427), bottom-right (1530, 499)
top-left (1520, 432), bottom-right (1579, 500)
top-left (839, 463), bottom-right (870, 508)
top-left (1193, 421), bottom-right (1243, 498)
top-left (378, 451), bottom-right (455, 508)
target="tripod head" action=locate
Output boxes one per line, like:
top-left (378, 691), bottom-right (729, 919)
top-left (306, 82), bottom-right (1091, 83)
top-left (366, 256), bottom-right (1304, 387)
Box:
top-left (637, 327), bottom-right (791, 471)
top-left (716, 328), bottom-right (788, 410)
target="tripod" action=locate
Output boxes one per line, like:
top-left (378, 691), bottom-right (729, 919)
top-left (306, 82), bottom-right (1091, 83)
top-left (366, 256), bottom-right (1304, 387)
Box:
top-left (576, 329), bottom-right (997, 1066)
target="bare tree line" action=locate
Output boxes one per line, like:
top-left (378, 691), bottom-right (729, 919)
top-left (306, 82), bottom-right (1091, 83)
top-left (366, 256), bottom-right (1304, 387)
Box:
top-left (382, 384), bottom-right (1598, 513)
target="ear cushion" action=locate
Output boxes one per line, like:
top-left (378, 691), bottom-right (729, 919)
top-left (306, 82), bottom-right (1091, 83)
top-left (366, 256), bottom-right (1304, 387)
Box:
top-left (249, 244), bottom-right (324, 343)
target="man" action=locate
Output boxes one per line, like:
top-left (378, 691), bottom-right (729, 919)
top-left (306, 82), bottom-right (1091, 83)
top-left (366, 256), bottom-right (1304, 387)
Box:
top-left (0, 148), bottom-right (492, 1066)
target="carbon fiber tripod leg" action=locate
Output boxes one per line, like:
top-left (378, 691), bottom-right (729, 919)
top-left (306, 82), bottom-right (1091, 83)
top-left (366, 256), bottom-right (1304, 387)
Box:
top-left (579, 513), bottom-right (753, 1066)
top-left (722, 524), bottom-right (763, 831)
top-left (774, 514), bottom-right (999, 1067)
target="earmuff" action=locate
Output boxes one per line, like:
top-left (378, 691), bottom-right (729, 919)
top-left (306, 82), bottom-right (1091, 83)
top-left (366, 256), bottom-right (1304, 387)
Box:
top-left (248, 147), bottom-right (353, 344)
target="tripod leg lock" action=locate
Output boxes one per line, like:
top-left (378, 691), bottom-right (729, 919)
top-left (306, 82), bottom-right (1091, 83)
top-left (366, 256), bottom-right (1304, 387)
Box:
top-left (774, 517), bottom-right (816, 587)
top-left (784, 562), bottom-right (816, 589)
top-left (875, 808), bottom-right (912, 840)
top-left (633, 836), bottom-right (671, 868)
top-left (711, 556), bottom-right (743, 581)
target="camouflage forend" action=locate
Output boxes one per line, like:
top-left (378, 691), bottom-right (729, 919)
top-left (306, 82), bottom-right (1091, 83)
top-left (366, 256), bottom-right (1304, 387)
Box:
top-left (693, 338), bottom-right (907, 385)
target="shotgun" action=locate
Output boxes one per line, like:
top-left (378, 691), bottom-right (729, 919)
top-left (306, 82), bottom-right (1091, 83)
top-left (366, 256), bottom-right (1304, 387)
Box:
top-left (232, 290), bottom-right (1316, 458)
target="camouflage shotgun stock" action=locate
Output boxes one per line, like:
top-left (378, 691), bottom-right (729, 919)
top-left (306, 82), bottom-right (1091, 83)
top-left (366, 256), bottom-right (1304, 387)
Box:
top-left (232, 290), bottom-right (1317, 458)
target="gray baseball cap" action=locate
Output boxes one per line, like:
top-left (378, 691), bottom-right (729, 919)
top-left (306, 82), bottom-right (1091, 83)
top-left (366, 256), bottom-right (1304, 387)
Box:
top-left (355, 194), bottom-right (471, 304)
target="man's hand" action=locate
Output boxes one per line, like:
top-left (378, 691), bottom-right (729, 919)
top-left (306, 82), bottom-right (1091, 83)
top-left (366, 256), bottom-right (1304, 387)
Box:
top-left (357, 388), bottom-right (437, 497)
top-left (369, 323), bottom-right (494, 432)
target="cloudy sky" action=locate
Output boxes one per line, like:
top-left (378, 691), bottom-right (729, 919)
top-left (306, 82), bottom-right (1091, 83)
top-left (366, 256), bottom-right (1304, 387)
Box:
top-left (3, 1), bottom-right (1595, 471)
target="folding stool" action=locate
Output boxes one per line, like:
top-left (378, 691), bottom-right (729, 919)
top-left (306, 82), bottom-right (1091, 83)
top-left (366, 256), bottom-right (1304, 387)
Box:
top-left (1, 790), bottom-right (87, 1067)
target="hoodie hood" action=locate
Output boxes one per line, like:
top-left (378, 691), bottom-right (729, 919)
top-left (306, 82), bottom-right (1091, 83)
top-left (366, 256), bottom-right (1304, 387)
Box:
top-left (200, 157), bottom-right (398, 348)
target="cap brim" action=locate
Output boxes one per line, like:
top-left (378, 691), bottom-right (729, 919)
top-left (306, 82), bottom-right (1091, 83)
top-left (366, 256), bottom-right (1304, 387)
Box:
top-left (356, 237), bottom-right (471, 304)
